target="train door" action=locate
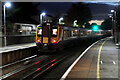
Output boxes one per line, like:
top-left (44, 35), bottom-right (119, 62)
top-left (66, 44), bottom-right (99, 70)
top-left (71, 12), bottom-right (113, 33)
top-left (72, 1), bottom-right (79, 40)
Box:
top-left (42, 23), bottom-right (51, 44)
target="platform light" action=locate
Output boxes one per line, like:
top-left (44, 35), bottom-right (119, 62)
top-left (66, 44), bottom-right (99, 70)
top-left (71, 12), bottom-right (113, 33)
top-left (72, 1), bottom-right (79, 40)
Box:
top-left (59, 17), bottom-right (64, 24)
top-left (5, 2), bottom-right (11, 7)
top-left (111, 10), bottom-right (114, 13)
top-left (3, 2), bottom-right (11, 46)
top-left (73, 20), bottom-right (77, 27)
top-left (40, 12), bottom-right (46, 24)
top-left (41, 12), bottom-right (46, 16)
top-left (60, 17), bottom-right (63, 20)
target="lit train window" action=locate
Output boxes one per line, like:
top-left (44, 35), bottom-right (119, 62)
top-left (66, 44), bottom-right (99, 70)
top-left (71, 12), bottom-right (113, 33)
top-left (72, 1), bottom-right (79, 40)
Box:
top-left (38, 29), bottom-right (42, 35)
top-left (52, 29), bottom-right (57, 35)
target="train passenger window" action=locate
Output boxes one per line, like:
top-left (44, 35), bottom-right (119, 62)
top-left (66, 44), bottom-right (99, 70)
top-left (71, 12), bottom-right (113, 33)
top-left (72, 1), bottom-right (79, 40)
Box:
top-left (52, 29), bottom-right (57, 35)
top-left (64, 30), bottom-right (71, 37)
top-left (73, 29), bottom-right (79, 36)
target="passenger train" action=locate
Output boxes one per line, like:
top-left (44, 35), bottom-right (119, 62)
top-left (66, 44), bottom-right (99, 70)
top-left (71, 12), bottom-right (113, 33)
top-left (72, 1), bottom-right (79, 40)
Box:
top-left (36, 22), bottom-right (111, 52)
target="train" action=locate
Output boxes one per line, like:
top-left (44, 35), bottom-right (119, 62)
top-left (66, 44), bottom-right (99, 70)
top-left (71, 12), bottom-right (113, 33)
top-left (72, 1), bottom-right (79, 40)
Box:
top-left (36, 22), bottom-right (111, 52)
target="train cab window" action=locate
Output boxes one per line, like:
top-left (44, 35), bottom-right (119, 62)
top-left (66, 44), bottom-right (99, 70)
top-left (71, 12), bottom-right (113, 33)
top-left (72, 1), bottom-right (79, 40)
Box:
top-left (38, 29), bottom-right (42, 35)
top-left (37, 26), bottom-right (42, 36)
top-left (73, 29), bottom-right (79, 36)
top-left (64, 30), bottom-right (71, 37)
top-left (52, 29), bottom-right (57, 35)
top-left (52, 27), bottom-right (57, 37)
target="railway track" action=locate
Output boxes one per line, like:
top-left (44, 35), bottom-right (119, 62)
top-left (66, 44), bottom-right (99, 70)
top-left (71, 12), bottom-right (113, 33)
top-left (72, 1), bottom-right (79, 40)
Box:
top-left (1, 35), bottom-right (109, 80)
top-left (22, 53), bottom-right (71, 80)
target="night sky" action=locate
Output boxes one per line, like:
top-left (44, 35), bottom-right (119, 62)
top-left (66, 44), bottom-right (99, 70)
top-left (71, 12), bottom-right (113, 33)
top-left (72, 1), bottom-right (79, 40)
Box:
top-left (37, 2), bottom-right (116, 20)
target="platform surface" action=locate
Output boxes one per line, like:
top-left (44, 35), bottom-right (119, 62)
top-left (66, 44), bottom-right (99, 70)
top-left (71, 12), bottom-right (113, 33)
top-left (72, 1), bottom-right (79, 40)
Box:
top-left (65, 37), bottom-right (119, 80)
top-left (0, 43), bottom-right (36, 53)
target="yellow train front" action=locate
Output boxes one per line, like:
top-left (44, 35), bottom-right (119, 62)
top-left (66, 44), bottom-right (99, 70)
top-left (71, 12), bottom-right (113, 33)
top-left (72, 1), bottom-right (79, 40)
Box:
top-left (36, 22), bottom-right (62, 52)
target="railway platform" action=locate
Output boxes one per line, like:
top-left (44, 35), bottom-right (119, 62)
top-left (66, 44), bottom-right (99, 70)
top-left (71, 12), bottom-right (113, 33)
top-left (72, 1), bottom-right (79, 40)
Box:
top-left (62, 37), bottom-right (119, 80)
top-left (0, 43), bottom-right (36, 54)
top-left (0, 43), bottom-right (37, 79)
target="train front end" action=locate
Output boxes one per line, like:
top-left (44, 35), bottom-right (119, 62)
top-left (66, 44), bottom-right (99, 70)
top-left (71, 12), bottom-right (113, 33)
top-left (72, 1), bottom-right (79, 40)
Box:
top-left (36, 22), bottom-right (60, 52)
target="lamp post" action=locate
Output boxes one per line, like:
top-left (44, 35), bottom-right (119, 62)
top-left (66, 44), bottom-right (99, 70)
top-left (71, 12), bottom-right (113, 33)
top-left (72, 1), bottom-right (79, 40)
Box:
top-left (59, 17), bottom-right (63, 24)
top-left (40, 12), bottom-right (46, 25)
top-left (3, 2), bottom-right (11, 46)
top-left (109, 14), bottom-right (114, 37)
top-left (111, 10), bottom-right (118, 43)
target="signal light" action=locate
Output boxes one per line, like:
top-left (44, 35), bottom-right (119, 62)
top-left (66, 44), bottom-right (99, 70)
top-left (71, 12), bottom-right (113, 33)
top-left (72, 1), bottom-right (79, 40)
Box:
top-left (36, 39), bottom-right (41, 43)
top-left (52, 39), bottom-right (57, 43)
top-left (92, 25), bottom-right (99, 31)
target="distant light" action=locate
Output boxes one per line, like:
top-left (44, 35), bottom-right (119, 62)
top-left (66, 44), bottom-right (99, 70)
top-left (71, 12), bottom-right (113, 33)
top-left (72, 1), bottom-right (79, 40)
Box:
top-left (41, 12), bottom-right (46, 16)
top-left (109, 15), bottom-right (112, 18)
top-left (76, 25), bottom-right (79, 27)
top-left (20, 30), bottom-right (22, 32)
top-left (95, 27), bottom-right (97, 29)
top-left (61, 22), bottom-right (65, 24)
top-left (82, 25), bottom-right (85, 28)
top-left (92, 25), bottom-right (99, 31)
top-left (5, 2), bottom-right (11, 7)
top-left (111, 10), bottom-right (114, 13)
top-left (98, 30), bottom-right (103, 31)
top-left (88, 30), bottom-right (92, 32)
top-left (108, 30), bottom-right (111, 31)
top-left (75, 29), bottom-right (78, 32)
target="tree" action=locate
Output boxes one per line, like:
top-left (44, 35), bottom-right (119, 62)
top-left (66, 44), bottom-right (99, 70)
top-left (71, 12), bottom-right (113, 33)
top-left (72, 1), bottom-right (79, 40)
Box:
top-left (85, 22), bottom-right (91, 29)
top-left (2, 2), bottom-right (41, 33)
top-left (64, 2), bottom-right (92, 27)
top-left (52, 10), bottom-right (62, 25)
top-left (100, 18), bottom-right (112, 30)
top-left (6, 2), bottom-right (40, 24)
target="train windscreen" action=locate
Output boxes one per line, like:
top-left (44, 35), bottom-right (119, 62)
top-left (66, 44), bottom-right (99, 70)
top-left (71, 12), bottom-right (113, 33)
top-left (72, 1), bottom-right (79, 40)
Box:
top-left (52, 29), bottom-right (57, 35)
top-left (38, 29), bottom-right (42, 35)
top-left (52, 27), bottom-right (57, 37)
top-left (37, 26), bottom-right (42, 36)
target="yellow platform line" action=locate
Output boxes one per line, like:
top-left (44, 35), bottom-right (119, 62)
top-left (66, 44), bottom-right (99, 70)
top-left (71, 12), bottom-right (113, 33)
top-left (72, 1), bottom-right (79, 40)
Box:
top-left (97, 40), bottom-right (106, 80)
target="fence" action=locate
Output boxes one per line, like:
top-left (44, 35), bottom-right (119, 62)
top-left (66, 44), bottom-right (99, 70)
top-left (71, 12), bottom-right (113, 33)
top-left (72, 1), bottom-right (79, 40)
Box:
top-left (0, 35), bottom-right (36, 47)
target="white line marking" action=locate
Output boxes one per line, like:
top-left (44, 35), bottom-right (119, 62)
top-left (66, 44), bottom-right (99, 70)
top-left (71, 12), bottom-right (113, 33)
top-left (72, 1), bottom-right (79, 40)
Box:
top-left (113, 61), bottom-right (116, 64)
top-left (0, 43), bottom-right (36, 54)
top-left (101, 39), bottom-right (105, 40)
top-left (0, 55), bottom-right (37, 68)
top-left (60, 39), bottom-right (101, 80)
top-left (60, 37), bottom-right (111, 80)
top-left (100, 61), bottom-right (103, 64)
